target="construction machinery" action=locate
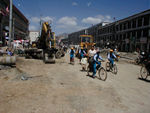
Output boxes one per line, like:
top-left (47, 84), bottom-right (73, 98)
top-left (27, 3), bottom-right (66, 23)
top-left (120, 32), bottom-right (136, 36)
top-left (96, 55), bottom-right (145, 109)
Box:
top-left (25, 22), bottom-right (64, 63)
top-left (79, 35), bottom-right (95, 51)
top-left (76, 35), bottom-right (95, 58)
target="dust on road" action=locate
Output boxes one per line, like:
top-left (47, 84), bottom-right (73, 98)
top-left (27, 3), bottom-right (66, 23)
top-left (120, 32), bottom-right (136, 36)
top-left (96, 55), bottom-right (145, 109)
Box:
top-left (0, 54), bottom-right (150, 113)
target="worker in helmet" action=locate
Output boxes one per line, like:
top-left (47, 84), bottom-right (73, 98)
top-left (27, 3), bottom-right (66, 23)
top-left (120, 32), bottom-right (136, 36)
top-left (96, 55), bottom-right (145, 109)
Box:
top-left (107, 49), bottom-right (117, 67)
top-left (69, 47), bottom-right (75, 63)
top-left (79, 47), bottom-right (86, 63)
top-left (92, 50), bottom-right (104, 78)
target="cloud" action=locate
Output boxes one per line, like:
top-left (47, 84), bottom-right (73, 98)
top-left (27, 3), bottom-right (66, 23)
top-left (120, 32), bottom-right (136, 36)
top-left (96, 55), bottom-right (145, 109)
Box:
top-left (82, 15), bottom-right (112, 24)
top-left (30, 16), bottom-right (53, 23)
top-left (30, 17), bottom-right (40, 23)
top-left (106, 15), bottom-right (111, 20)
top-left (87, 2), bottom-right (91, 7)
top-left (72, 2), bottom-right (78, 6)
top-left (29, 25), bottom-right (37, 31)
top-left (41, 16), bottom-right (53, 22)
top-left (82, 17), bottom-right (101, 24)
top-left (57, 16), bottom-right (86, 34)
top-left (58, 16), bottom-right (77, 27)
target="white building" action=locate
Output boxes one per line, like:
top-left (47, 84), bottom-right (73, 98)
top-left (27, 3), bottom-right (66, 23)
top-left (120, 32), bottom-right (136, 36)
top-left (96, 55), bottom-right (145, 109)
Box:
top-left (29, 31), bottom-right (40, 44)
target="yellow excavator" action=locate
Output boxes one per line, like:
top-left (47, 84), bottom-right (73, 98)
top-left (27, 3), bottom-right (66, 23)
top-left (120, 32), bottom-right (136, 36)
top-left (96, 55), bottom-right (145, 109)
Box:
top-left (76, 35), bottom-right (95, 58)
top-left (79, 35), bottom-right (95, 51)
top-left (25, 22), bottom-right (64, 63)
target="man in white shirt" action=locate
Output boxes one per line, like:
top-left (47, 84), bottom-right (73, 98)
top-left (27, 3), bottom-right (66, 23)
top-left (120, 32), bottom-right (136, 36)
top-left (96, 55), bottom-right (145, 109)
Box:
top-left (88, 46), bottom-right (97, 69)
top-left (88, 46), bottom-right (96, 58)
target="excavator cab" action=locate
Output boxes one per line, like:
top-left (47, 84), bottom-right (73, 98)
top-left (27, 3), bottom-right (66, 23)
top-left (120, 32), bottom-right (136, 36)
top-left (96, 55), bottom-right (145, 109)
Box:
top-left (80, 35), bottom-right (95, 52)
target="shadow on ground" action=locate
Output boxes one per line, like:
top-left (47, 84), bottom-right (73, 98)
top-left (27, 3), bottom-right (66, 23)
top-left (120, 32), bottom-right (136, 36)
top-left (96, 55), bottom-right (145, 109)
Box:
top-left (138, 77), bottom-right (150, 83)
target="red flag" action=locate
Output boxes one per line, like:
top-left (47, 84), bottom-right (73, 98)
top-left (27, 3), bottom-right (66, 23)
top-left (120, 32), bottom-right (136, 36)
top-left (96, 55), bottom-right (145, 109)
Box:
top-left (0, 10), bottom-right (6, 16)
top-left (6, 6), bottom-right (9, 13)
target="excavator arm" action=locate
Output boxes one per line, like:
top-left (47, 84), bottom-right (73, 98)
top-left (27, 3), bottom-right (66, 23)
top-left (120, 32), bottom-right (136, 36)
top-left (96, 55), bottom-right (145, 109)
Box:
top-left (37, 22), bottom-right (55, 49)
top-left (25, 21), bottom-right (62, 63)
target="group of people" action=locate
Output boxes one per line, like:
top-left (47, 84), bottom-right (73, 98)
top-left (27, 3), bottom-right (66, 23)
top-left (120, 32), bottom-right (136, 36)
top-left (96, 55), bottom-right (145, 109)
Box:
top-left (0, 47), bottom-right (13, 56)
top-left (69, 46), bottom-right (118, 78)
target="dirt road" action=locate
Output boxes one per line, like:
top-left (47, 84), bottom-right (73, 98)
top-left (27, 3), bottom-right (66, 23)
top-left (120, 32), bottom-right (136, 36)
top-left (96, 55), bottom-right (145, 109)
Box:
top-left (0, 54), bottom-right (150, 113)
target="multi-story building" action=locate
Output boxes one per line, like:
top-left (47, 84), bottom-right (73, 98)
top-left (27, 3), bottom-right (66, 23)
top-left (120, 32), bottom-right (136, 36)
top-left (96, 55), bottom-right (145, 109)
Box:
top-left (68, 9), bottom-right (150, 52)
top-left (88, 22), bottom-right (110, 47)
top-left (68, 29), bottom-right (87, 45)
top-left (67, 22), bottom-right (110, 46)
top-left (97, 9), bottom-right (150, 52)
top-left (0, 0), bottom-right (29, 46)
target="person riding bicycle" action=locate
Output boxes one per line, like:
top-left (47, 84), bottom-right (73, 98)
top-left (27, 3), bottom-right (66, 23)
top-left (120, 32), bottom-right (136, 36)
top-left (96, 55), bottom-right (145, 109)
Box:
top-left (92, 50), bottom-right (104, 78)
top-left (79, 47), bottom-right (86, 63)
top-left (88, 46), bottom-right (96, 60)
top-left (107, 49), bottom-right (117, 67)
top-left (69, 47), bottom-right (75, 63)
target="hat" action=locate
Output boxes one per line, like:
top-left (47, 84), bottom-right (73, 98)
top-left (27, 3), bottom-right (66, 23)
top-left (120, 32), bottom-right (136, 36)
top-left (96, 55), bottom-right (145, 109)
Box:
top-left (110, 49), bottom-right (113, 52)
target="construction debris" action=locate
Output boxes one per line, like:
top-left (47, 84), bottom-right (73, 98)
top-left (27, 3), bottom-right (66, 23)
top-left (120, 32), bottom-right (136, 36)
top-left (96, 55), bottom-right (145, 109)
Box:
top-left (0, 56), bottom-right (16, 66)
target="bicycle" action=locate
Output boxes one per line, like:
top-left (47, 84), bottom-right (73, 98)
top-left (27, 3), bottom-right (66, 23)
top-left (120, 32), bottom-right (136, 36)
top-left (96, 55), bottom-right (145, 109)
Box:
top-left (87, 61), bottom-right (107, 81)
top-left (106, 60), bottom-right (118, 74)
top-left (140, 63), bottom-right (150, 80)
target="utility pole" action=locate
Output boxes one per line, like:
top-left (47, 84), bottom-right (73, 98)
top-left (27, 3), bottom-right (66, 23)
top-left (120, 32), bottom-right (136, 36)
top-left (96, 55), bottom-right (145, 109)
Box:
top-left (9, 0), bottom-right (13, 48)
top-left (39, 14), bottom-right (42, 37)
top-left (12, 18), bottom-right (15, 41)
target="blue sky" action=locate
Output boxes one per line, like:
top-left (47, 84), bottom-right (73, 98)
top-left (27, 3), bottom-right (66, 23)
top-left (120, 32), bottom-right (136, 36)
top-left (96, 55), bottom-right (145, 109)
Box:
top-left (13, 0), bottom-right (149, 35)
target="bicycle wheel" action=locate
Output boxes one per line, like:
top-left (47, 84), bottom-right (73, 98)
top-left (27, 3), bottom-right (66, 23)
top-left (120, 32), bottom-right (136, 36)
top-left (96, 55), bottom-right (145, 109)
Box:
top-left (140, 66), bottom-right (148, 79)
top-left (113, 64), bottom-right (117, 74)
top-left (106, 62), bottom-right (110, 71)
top-left (98, 67), bottom-right (107, 81)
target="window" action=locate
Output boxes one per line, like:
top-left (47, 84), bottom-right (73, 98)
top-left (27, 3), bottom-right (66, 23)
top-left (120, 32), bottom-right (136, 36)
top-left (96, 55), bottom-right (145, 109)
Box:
top-left (143, 29), bottom-right (148, 37)
top-left (123, 23), bottom-right (126, 30)
top-left (138, 17), bottom-right (142, 27)
top-left (144, 15), bottom-right (149, 26)
top-left (128, 21), bottom-right (131, 29)
top-left (120, 24), bottom-right (122, 31)
top-left (132, 19), bottom-right (136, 28)
top-left (137, 30), bottom-right (141, 39)
top-left (116, 25), bottom-right (119, 31)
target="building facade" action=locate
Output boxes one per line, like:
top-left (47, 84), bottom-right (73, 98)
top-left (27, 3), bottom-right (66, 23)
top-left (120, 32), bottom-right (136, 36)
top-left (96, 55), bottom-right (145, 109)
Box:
top-left (0, 0), bottom-right (29, 46)
top-left (67, 22), bottom-right (110, 46)
top-left (67, 9), bottom-right (150, 52)
top-left (29, 31), bottom-right (40, 44)
top-left (97, 9), bottom-right (150, 52)
top-left (68, 29), bottom-right (86, 45)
